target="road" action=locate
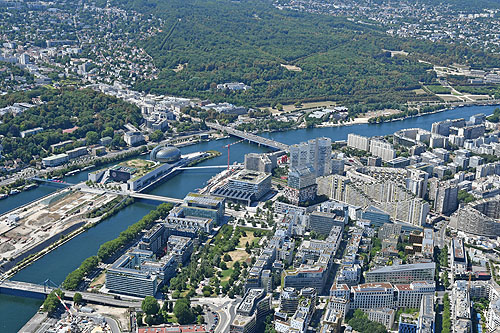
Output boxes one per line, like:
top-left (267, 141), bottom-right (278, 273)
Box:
top-left (436, 219), bottom-right (449, 249)
top-left (0, 145), bottom-right (146, 188)
top-left (192, 296), bottom-right (240, 333)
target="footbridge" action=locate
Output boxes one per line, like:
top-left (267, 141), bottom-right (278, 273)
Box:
top-left (31, 177), bottom-right (74, 186)
top-left (207, 123), bottom-right (289, 151)
top-left (0, 279), bottom-right (141, 308)
top-left (128, 192), bottom-right (183, 204)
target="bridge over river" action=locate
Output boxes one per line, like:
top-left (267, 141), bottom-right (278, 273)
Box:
top-left (207, 122), bottom-right (290, 151)
top-left (0, 279), bottom-right (141, 308)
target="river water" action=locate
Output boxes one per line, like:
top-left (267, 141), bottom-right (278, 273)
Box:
top-left (0, 104), bottom-right (497, 332)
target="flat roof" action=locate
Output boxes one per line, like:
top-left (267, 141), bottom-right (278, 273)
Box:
top-left (367, 262), bottom-right (435, 274)
top-left (230, 170), bottom-right (270, 184)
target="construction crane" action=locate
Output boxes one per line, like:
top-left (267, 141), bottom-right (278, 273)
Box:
top-left (223, 139), bottom-right (245, 170)
top-left (55, 292), bottom-right (73, 317)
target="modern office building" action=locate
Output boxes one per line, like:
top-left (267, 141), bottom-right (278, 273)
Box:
top-left (399, 313), bottom-right (418, 333)
top-left (275, 288), bottom-right (317, 333)
top-left (230, 288), bottom-right (271, 333)
top-left (331, 158), bottom-right (345, 175)
top-left (365, 262), bottom-right (435, 284)
top-left (279, 287), bottom-right (300, 314)
top-left (308, 211), bottom-right (345, 235)
top-left (213, 170), bottom-right (271, 205)
top-left (351, 283), bottom-right (395, 309)
top-left (244, 153), bottom-right (273, 173)
top-left (180, 192), bottom-right (225, 224)
top-left (106, 248), bottom-right (177, 297)
top-left (290, 142), bottom-right (309, 169)
top-left (361, 206), bottom-right (391, 227)
top-left (394, 281), bottom-right (436, 308)
top-left (417, 294), bottom-right (435, 333)
top-left (309, 137), bottom-right (332, 177)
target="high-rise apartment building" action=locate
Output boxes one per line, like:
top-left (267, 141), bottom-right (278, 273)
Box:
top-left (406, 169), bottom-right (429, 199)
top-left (290, 137), bottom-right (332, 177)
top-left (434, 183), bottom-right (459, 215)
top-left (347, 134), bottom-right (370, 151)
top-left (369, 139), bottom-right (396, 162)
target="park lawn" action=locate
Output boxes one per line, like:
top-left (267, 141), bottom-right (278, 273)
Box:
top-left (227, 249), bottom-right (250, 267)
top-left (238, 231), bottom-right (261, 248)
top-left (166, 314), bottom-right (178, 324)
top-left (220, 248), bottom-right (251, 286)
top-left (220, 268), bottom-right (234, 286)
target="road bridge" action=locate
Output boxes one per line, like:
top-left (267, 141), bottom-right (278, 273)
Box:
top-left (206, 122), bottom-right (289, 151)
top-left (177, 164), bottom-right (243, 170)
top-left (0, 280), bottom-right (141, 308)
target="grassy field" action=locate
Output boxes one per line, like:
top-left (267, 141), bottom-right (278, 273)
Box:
top-left (219, 230), bottom-right (264, 286)
top-left (238, 230), bottom-right (260, 248)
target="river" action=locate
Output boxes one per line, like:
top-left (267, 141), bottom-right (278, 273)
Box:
top-left (0, 104), bottom-right (497, 332)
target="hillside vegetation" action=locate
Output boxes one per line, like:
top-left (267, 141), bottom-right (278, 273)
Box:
top-left (106, 0), bottom-right (500, 108)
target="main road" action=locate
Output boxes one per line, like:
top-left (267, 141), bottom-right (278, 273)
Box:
top-left (0, 280), bottom-right (142, 308)
top-left (207, 122), bottom-right (290, 151)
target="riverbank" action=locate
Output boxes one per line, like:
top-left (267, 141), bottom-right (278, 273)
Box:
top-left (3, 196), bottom-right (136, 278)
top-left (2, 103), bottom-right (499, 332)
top-left (264, 100), bottom-right (500, 133)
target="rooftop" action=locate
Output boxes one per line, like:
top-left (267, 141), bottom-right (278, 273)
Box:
top-left (230, 170), bottom-right (270, 184)
top-left (367, 262), bottom-right (435, 274)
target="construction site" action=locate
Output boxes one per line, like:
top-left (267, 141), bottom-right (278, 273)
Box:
top-left (0, 188), bottom-right (120, 272)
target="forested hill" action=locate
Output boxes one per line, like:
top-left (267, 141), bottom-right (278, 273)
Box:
top-left (108, 0), bottom-right (500, 107)
top-left (340, 0), bottom-right (500, 10)
top-left (0, 88), bottom-right (141, 162)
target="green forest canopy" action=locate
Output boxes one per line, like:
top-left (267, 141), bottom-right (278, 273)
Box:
top-left (0, 87), bottom-right (141, 162)
top-left (107, 0), bottom-right (500, 107)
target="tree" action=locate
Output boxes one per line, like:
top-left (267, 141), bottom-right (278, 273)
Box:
top-left (42, 289), bottom-right (64, 315)
top-left (149, 130), bottom-right (164, 142)
top-left (174, 298), bottom-right (196, 325)
top-left (101, 126), bottom-right (114, 138)
top-left (145, 314), bottom-right (155, 326)
top-left (348, 309), bottom-right (387, 333)
top-left (86, 131), bottom-right (99, 145)
top-left (142, 296), bottom-right (160, 316)
top-left (197, 314), bottom-right (205, 324)
top-left (73, 292), bottom-right (83, 305)
top-left (223, 254), bottom-right (232, 262)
